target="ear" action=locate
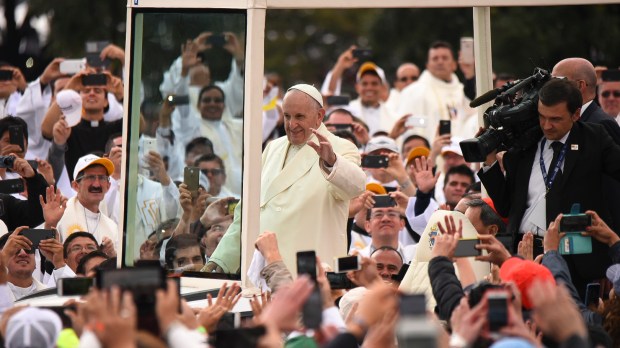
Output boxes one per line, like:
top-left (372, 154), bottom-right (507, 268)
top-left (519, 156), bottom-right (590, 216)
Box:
top-left (365, 219), bottom-right (371, 233)
top-left (71, 180), bottom-right (79, 191)
top-left (489, 224), bottom-right (498, 236)
top-left (317, 108), bottom-right (326, 124)
top-left (571, 108), bottom-right (581, 122)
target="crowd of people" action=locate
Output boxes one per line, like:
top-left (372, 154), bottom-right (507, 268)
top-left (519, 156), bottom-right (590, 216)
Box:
top-left (0, 30), bottom-right (619, 347)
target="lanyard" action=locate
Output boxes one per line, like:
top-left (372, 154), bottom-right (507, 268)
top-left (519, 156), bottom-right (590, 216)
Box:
top-left (539, 139), bottom-right (567, 192)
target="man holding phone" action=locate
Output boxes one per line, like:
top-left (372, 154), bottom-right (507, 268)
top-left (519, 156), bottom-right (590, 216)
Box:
top-left (207, 84), bottom-right (365, 274)
top-left (41, 70), bottom-right (123, 181)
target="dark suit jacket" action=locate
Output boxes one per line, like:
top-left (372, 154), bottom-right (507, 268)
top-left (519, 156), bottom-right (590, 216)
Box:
top-left (479, 121), bottom-right (620, 283)
top-left (580, 101), bottom-right (620, 232)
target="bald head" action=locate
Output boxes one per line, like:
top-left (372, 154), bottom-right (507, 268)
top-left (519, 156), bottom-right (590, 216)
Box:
top-left (395, 63), bottom-right (420, 91)
top-left (552, 58), bottom-right (597, 102)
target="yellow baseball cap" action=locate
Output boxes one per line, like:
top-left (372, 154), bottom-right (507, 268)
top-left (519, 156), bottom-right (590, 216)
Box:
top-left (406, 146), bottom-right (431, 165)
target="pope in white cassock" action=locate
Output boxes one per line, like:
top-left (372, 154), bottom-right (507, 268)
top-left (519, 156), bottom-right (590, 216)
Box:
top-left (204, 84), bottom-right (366, 276)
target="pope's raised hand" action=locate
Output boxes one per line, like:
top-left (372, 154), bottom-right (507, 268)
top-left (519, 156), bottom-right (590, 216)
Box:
top-left (308, 128), bottom-right (337, 166)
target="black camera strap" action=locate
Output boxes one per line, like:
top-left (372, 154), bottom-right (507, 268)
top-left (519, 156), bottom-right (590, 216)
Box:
top-left (539, 138), bottom-right (567, 193)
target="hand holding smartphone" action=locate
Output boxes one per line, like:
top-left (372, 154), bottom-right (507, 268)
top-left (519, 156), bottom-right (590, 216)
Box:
top-left (184, 167), bottom-right (200, 198)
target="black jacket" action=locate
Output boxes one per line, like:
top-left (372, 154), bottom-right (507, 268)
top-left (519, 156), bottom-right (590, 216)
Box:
top-left (428, 256), bottom-right (465, 321)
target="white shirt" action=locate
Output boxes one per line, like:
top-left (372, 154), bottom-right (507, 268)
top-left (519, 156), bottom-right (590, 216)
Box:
top-left (519, 132), bottom-right (570, 235)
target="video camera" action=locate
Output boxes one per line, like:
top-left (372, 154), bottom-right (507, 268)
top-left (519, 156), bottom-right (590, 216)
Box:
top-left (459, 68), bottom-right (551, 162)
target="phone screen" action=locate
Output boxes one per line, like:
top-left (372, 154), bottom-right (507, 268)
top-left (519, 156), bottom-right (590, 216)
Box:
top-left (296, 250), bottom-right (317, 282)
top-left (9, 125), bottom-right (25, 151)
top-left (453, 239), bottom-right (481, 258)
top-left (227, 199), bottom-right (240, 215)
top-left (0, 178), bottom-right (24, 194)
top-left (560, 214), bottom-right (592, 232)
top-left (58, 277), bottom-right (94, 296)
top-left (361, 155), bottom-right (389, 168)
top-left (335, 255), bottom-right (360, 273)
top-left (373, 194), bottom-right (396, 208)
top-left (439, 120), bottom-right (451, 135)
top-left (585, 283), bottom-right (601, 307)
top-left (487, 292), bottom-right (508, 332)
top-left (326, 272), bottom-right (355, 289)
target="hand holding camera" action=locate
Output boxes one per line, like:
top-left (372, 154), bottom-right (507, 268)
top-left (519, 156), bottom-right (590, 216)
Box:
top-left (583, 210), bottom-right (620, 247)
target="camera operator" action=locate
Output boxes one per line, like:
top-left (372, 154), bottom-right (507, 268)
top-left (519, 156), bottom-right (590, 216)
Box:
top-left (0, 154), bottom-right (48, 231)
top-left (479, 78), bottom-right (620, 299)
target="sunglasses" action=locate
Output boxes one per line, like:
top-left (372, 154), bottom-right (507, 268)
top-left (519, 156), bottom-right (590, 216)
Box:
top-left (601, 90), bottom-right (620, 98)
top-left (398, 75), bottom-right (419, 83)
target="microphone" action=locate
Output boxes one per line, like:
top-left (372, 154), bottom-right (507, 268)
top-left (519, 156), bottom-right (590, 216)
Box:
top-left (469, 88), bottom-right (501, 108)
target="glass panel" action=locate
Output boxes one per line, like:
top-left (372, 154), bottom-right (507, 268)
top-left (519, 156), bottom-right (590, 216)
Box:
top-left (124, 9), bottom-right (246, 278)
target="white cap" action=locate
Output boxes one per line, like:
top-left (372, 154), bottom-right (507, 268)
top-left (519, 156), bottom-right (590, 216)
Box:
top-left (441, 137), bottom-right (464, 157)
top-left (56, 89), bottom-right (82, 127)
top-left (73, 154), bottom-right (115, 181)
top-left (365, 135), bottom-right (399, 154)
top-left (5, 307), bottom-right (62, 348)
top-left (287, 84), bottom-right (324, 108)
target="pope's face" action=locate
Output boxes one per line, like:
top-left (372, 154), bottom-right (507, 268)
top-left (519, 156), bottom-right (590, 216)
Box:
top-left (282, 91), bottom-right (324, 145)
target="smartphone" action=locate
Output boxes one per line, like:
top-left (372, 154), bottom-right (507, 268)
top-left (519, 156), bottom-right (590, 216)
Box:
top-left (207, 34), bottom-right (227, 46)
top-left (142, 138), bottom-right (157, 155)
top-left (0, 178), bottom-right (24, 194)
top-left (454, 239), bottom-right (482, 258)
top-left (560, 214), bottom-right (592, 232)
top-left (487, 290), bottom-right (509, 332)
top-left (460, 37), bottom-right (475, 64)
top-left (85, 53), bottom-right (110, 69)
top-left (439, 120), bottom-right (451, 135)
top-left (96, 266), bottom-right (167, 336)
top-left (406, 116), bottom-right (428, 128)
top-left (391, 263), bottom-right (409, 283)
top-left (59, 59), bottom-right (86, 75)
top-left (602, 69), bottom-right (620, 82)
top-left (42, 306), bottom-right (75, 329)
top-left (296, 250), bottom-right (317, 282)
top-left (184, 167), bottom-right (200, 198)
top-left (326, 95), bottom-right (350, 106)
top-left (326, 272), bottom-right (356, 290)
top-left (57, 277), bottom-right (94, 296)
top-left (329, 123), bottom-right (353, 133)
top-left (227, 199), bottom-right (240, 216)
top-left (373, 194), bottom-right (396, 208)
top-left (585, 283), bottom-right (601, 307)
top-left (20, 228), bottom-right (55, 250)
top-left (211, 326), bottom-right (267, 348)
top-left (0, 69), bottom-right (13, 81)
top-left (302, 287), bottom-right (322, 329)
top-left (82, 74), bottom-right (107, 86)
top-left (352, 48), bottom-right (373, 61)
top-left (334, 255), bottom-right (361, 273)
top-left (9, 125), bottom-right (25, 152)
top-left (361, 155), bottom-right (389, 168)
top-left (400, 294), bottom-right (426, 317)
top-left (167, 95), bottom-right (190, 105)
top-left (27, 160), bottom-right (38, 171)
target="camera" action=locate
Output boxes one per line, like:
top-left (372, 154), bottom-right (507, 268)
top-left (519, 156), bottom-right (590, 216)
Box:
top-left (0, 155), bottom-right (15, 168)
top-left (460, 68), bottom-right (551, 162)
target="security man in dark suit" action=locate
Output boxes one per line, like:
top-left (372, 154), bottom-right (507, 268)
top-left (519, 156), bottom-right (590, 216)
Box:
top-left (552, 58), bottom-right (620, 233)
top-left (479, 78), bottom-right (620, 298)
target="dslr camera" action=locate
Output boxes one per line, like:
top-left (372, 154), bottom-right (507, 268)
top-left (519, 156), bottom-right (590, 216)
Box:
top-left (0, 155), bottom-right (15, 169)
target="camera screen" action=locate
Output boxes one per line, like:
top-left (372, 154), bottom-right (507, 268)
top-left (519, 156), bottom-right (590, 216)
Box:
top-left (454, 239), bottom-right (481, 258)
top-left (560, 214), bottom-right (592, 232)
top-left (336, 256), bottom-right (359, 273)
top-left (487, 296), bottom-right (508, 331)
top-left (60, 277), bottom-right (94, 296)
top-left (296, 251), bottom-right (317, 281)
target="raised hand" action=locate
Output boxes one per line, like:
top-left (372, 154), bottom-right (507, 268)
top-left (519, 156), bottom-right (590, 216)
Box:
top-left (411, 156), bottom-right (440, 194)
top-left (40, 185), bottom-right (67, 229)
top-left (308, 128), bottom-right (337, 166)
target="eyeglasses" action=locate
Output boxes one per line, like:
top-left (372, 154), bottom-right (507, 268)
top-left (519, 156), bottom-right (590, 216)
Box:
top-left (601, 90), bottom-right (620, 98)
top-left (370, 211), bottom-right (401, 220)
top-left (201, 97), bottom-right (224, 103)
top-left (69, 244), bottom-right (98, 254)
top-left (201, 168), bottom-right (223, 176)
top-left (398, 75), bottom-right (418, 83)
top-left (77, 174), bottom-right (110, 183)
